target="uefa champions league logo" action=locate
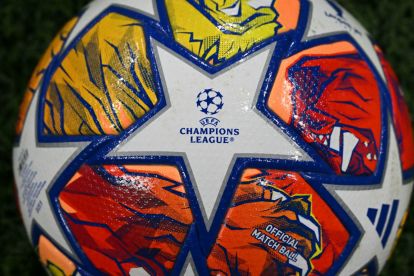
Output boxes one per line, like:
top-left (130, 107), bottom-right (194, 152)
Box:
top-left (196, 89), bottom-right (223, 127)
top-left (178, 88), bottom-right (239, 143)
top-left (196, 89), bottom-right (224, 116)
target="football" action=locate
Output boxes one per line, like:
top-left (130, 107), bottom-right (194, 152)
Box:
top-left (13, 0), bottom-right (414, 275)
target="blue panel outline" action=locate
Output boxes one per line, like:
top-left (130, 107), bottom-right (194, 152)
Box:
top-left (14, 13), bottom-right (83, 144)
top-left (30, 221), bottom-right (91, 276)
top-left (49, 155), bottom-right (361, 276)
top-left (373, 44), bottom-right (414, 175)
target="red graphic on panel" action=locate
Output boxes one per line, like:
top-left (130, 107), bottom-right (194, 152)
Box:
top-left (376, 46), bottom-right (414, 172)
top-left (268, 42), bottom-right (382, 175)
top-left (59, 164), bottom-right (193, 275)
top-left (207, 169), bottom-right (350, 275)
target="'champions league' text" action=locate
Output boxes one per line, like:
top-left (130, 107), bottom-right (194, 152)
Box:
top-left (179, 127), bottom-right (240, 144)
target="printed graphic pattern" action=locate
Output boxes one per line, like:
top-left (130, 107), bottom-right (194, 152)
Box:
top-left (207, 169), bottom-right (349, 276)
top-left (58, 164), bottom-right (193, 275)
top-left (376, 47), bottom-right (414, 172)
top-left (166, 0), bottom-right (300, 65)
top-left (267, 42), bottom-right (382, 176)
top-left (43, 13), bottom-right (158, 136)
top-left (16, 17), bottom-right (78, 136)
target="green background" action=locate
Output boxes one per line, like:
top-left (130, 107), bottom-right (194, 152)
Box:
top-left (0, 0), bottom-right (413, 275)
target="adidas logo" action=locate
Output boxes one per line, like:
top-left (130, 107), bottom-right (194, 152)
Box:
top-left (366, 200), bottom-right (400, 248)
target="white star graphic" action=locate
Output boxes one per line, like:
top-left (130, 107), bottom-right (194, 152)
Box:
top-left (324, 124), bottom-right (413, 275)
top-left (115, 41), bottom-right (308, 221)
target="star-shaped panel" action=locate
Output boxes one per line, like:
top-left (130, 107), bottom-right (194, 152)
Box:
top-left (115, 41), bottom-right (308, 221)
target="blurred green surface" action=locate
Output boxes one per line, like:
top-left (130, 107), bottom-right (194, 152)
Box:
top-left (0, 0), bottom-right (412, 275)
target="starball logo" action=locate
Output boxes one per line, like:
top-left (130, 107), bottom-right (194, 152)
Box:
top-left (179, 89), bottom-right (240, 144)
